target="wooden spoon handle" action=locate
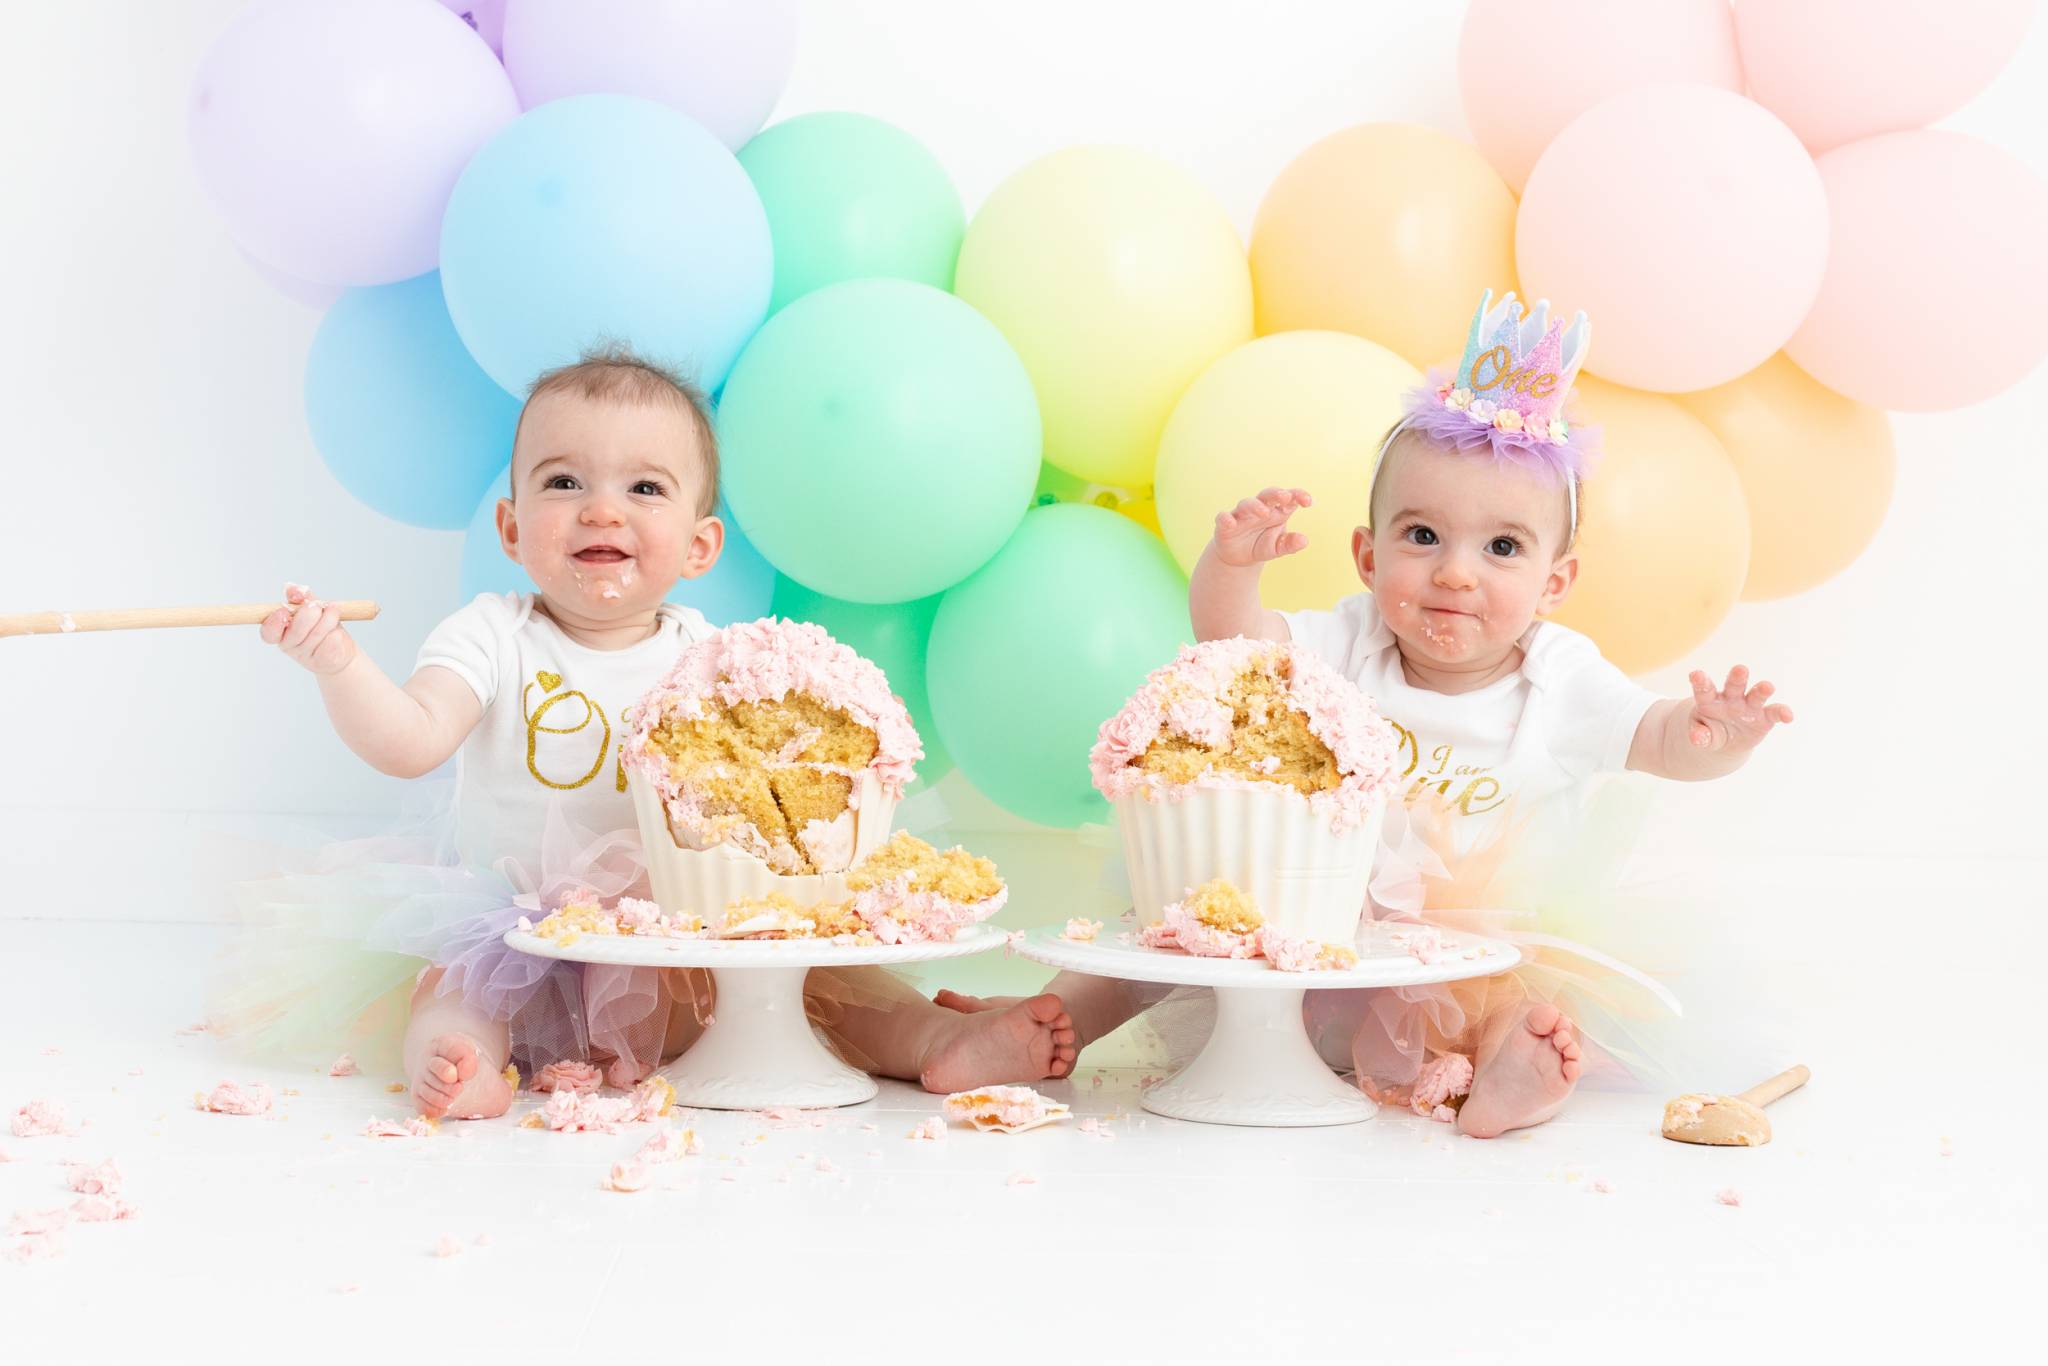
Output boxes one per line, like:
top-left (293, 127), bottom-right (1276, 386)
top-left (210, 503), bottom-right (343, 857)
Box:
top-left (0, 601), bottom-right (380, 638)
top-left (1737, 1064), bottom-right (1810, 1109)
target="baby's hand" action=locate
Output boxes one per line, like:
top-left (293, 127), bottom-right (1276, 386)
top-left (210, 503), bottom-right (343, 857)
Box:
top-left (261, 583), bottom-right (357, 677)
top-left (1685, 666), bottom-right (1793, 752)
top-left (1211, 488), bottom-right (1313, 568)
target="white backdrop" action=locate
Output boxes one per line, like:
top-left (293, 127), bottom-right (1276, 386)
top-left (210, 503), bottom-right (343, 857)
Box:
top-left (3, 1), bottom-right (2045, 919)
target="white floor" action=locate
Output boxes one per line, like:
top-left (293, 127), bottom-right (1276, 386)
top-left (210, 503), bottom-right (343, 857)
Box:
top-left (4, 867), bottom-right (2042, 1362)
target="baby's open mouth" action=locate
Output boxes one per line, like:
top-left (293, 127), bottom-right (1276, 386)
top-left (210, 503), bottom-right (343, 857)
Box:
top-left (573, 546), bottom-right (632, 564)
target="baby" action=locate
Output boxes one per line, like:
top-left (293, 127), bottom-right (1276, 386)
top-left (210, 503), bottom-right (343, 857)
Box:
top-left (942, 293), bottom-right (1793, 1137)
top-left (263, 345), bottom-right (1074, 1118)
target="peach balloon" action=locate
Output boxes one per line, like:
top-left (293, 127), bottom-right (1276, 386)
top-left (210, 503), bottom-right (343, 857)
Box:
top-left (1546, 376), bottom-right (1749, 675)
top-left (1735, 0), bottom-right (2035, 154)
top-left (1786, 131), bottom-right (2048, 412)
top-left (1249, 124), bottom-right (1517, 369)
top-left (1677, 354), bottom-right (1895, 602)
top-left (1155, 332), bottom-right (1418, 613)
top-left (1458, 0), bottom-right (1742, 193)
top-left (1518, 86), bottom-right (1830, 394)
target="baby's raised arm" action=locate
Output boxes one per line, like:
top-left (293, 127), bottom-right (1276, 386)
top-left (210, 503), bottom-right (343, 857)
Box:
top-left (261, 586), bottom-right (482, 779)
top-left (1188, 488), bottom-right (1312, 643)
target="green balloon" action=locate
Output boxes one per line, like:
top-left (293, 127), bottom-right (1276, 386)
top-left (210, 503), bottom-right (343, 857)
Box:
top-left (770, 577), bottom-right (953, 788)
top-left (928, 504), bottom-right (1192, 828)
top-left (1032, 460), bottom-right (1090, 507)
top-left (738, 112), bottom-right (965, 315)
top-left (720, 278), bottom-right (1041, 604)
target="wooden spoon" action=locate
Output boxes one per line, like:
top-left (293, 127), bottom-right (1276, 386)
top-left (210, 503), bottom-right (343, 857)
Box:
top-left (1661, 1065), bottom-right (1810, 1146)
top-left (0, 601), bottom-right (379, 638)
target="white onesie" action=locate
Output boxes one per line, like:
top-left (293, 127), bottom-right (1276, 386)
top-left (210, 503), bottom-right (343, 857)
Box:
top-left (415, 592), bottom-right (714, 869)
top-left (1281, 592), bottom-right (1660, 849)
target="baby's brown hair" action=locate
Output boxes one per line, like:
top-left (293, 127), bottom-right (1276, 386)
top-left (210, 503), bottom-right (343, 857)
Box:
top-left (514, 344), bottom-right (720, 518)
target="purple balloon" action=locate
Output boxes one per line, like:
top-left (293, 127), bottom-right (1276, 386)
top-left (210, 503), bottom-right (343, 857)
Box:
top-left (438, 0), bottom-right (507, 57)
top-left (190, 0), bottom-right (518, 287)
top-left (501, 0), bottom-right (798, 150)
top-left (234, 242), bottom-right (344, 310)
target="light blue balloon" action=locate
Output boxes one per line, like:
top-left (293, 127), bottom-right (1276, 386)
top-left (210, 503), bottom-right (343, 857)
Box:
top-left (304, 272), bottom-right (518, 529)
top-left (440, 93), bottom-right (772, 396)
top-left (458, 469), bottom-right (776, 626)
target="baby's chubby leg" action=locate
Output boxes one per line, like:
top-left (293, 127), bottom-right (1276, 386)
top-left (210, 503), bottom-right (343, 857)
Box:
top-left (822, 967), bottom-right (1078, 1093)
top-left (404, 967), bottom-right (514, 1120)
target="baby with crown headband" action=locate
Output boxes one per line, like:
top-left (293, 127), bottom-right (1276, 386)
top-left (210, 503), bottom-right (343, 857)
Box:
top-left (938, 290), bottom-right (1796, 1136)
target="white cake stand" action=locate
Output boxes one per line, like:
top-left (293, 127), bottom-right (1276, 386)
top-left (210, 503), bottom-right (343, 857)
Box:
top-left (1016, 921), bottom-right (1519, 1128)
top-left (503, 925), bottom-right (1005, 1110)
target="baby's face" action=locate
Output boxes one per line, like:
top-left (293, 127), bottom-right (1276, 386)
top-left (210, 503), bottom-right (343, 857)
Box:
top-left (496, 393), bottom-right (720, 619)
top-left (1355, 448), bottom-right (1577, 668)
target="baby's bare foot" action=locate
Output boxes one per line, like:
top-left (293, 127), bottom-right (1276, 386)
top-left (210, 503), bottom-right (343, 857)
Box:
top-left (920, 993), bottom-right (1077, 1092)
top-left (413, 1035), bottom-right (512, 1120)
top-left (1457, 1003), bottom-right (1581, 1139)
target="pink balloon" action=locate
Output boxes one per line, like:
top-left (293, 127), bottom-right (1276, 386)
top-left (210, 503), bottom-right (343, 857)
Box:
top-left (1736, 0), bottom-right (2035, 154)
top-left (1518, 86), bottom-right (1830, 394)
top-left (189, 0), bottom-right (517, 287)
top-left (1458, 0), bottom-right (1741, 193)
top-left (1788, 131), bottom-right (2048, 412)
top-left (501, 0), bottom-right (798, 151)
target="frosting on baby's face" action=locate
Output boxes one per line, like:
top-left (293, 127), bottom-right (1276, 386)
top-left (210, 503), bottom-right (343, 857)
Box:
top-left (496, 392), bottom-right (721, 637)
top-left (1356, 439), bottom-right (1579, 689)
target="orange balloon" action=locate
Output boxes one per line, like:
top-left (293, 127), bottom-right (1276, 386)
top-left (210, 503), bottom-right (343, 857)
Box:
top-left (1250, 124), bottom-right (1518, 369)
top-left (1547, 376), bottom-right (1750, 674)
top-left (1675, 353), bottom-right (1894, 601)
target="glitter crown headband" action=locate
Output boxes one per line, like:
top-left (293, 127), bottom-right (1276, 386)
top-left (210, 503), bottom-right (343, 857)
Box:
top-left (1381, 289), bottom-right (1595, 539)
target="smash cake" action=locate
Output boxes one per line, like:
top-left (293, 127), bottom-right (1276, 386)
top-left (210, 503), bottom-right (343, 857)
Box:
top-left (605, 618), bottom-right (1005, 944)
top-left (1092, 637), bottom-right (1399, 951)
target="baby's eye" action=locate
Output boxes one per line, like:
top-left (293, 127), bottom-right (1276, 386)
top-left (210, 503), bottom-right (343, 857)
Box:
top-left (1488, 535), bottom-right (1522, 558)
top-left (630, 480), bottom-right (666, 497)
top-left (543, 474), bottom-right (579, 491)
top-left (1403, 525), bottom-right (1438, 546)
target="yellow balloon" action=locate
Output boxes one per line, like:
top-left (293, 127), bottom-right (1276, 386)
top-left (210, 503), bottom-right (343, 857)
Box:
top-left (1155, 331), bottom-right (1419, 612)
top-left (1674, 353), bottom-right (1894, 602)
top-left (1548, 376), bottom-right (1750, 675)
top-left (1250, 124), bottom-right (1519, 369)
top-left (954, 146), bottom-right (1253, 488)
top-left (1116, 497), bottom-right (1162, 537)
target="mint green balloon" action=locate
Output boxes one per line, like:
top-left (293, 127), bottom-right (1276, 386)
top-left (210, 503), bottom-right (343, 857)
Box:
top-left (928, 504), bottom-right (1192, 828)
top-left (738, 112), bottom-right (964, 314)
top-left (770, 578), bottom-right (953, 788)
top-left (720, 278), bottom-right (1041, 604)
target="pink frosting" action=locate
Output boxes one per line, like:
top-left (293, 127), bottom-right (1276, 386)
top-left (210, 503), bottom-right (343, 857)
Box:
top-left (636, 1126), bottom-right (699, 1163)
top-left (327, 1054), bottom-right (358, 1078)
top-left (364, 1116), bottom-right (434, 1138)
top-left (1089, 637), bottom-right (1398, 831)
top-left (621, 618), bottom-right (925, 814)
top-left (851, 878), bottom-right (1009, 944)
top-left (70, 1194), bottom-right (139, 1222)
top-left (196, 1081), bottom-right (273, 1116)
top-left (943, 1086), bottom-right (1057, 1128)
top-left (1410, 1053), bottom-right (1475, 1118)
top-left (10, 1099), bottom-right (69, 1138)
top-left (1135, 920), bottom-right (1179, 950)
top-left (1258, 928), bottom-right (1345, 972)
top-left (65, 1159), bottom-right (122, 1197)
top-left (1159, 894), bottom-right (1259, 959)
top-left (531, 1060), bottom-right (604, 1095)
top-left (603, 1161), bottom-right (651, 1193)
top-left (906, 1116), bottom-right (946, 1141)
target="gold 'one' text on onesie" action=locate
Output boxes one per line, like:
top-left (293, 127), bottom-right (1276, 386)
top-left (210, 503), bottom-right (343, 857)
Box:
top-left (522, 671), bottom-right (629, 793)
top-left (1386, 720), bottom-right (1509, 817)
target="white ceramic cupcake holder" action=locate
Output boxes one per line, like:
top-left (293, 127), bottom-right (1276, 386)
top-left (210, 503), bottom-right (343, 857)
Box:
top-left (502, 772), bottom-right (1001, 1111)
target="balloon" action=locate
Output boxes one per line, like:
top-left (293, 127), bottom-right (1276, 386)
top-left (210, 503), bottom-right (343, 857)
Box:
top-left (738, 112), bottom-right (965, 314)
top-left (236, 243), bottom-right (343, 310)
top-left (1518, 86), bottom-right (1829, 394)
top-left (460, 470), bottom-right (777, 626)
top-left (928, 505), bottom-right (1192, 828)
top-left (954, 146), bottom-right (1252, 488)
top-left (1458, 0), bottom-right (1742, 192)
top-left (306, 273), bottom-right (520, 531)
top-left (1155, 332), bottom-right (1418, 612)
top-left (1032, 461), bottom-right (1091, 507)
top-left (1545, 377), bottom-right (1750, 675)
top-left (189, 0), bottom-right (516, 286)
top-left (1735, 0), bottom-right (2034, 154)
top-left (1250, 124), bottom-right (1516, 369)
top-left (440, 94), bottom-right (771, 396)
top-left (438, 1), bottom-right (507, 56)
top-left (718, 279), bottom-right (1041, 604)
top-left (770, 580), bottom-right (953, 787)
top-left (1786, 131), bottom-right (2048, 412)
top-left (1676, 355), bottom-right (1895, 602)
top-left (501, 0), bottom-right (797, 150)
